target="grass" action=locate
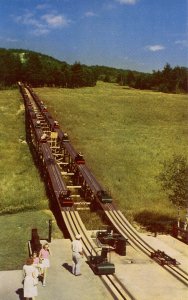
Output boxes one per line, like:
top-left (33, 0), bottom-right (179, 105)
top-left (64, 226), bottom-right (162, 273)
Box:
top-left (0, 210), bottom-right (63, 270)
top-left (35, 82), bottom-right (188, 222)
top-left (0, 89), bottom-right (48, 213)
top-left (0, 89), bottom-right (53, 270)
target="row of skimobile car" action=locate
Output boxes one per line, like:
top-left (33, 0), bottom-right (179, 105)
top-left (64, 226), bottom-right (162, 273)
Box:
top-left (19, 83), bottom-right (113, 210)
top-left (18, 83), bottom-right (129, 275)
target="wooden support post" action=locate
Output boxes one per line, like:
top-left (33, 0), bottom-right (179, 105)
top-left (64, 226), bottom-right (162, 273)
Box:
top-left (48, 220), bottom-right (52, 243)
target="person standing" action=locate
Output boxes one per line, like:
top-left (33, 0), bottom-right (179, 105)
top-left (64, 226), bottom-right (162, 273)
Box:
top-left (71, 234), bottom-right (83, 276)
top-left (23, 257), bottom-right (38, 300)
top-left (39, 243), bottom-right (51, 286)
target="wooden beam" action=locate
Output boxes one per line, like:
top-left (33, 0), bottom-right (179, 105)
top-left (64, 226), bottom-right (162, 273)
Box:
top-left (61, 172), bottom-right (74, 175)
top-left (74, 202), bottom-right (91, 205)
top-left (67, 185), bottom-right (82, 189)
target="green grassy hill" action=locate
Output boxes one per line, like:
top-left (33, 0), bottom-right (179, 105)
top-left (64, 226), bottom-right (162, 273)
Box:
top-left (35, 82), bottom-right (188, 224)
top-left (0, 82), bottom-right (187, 269)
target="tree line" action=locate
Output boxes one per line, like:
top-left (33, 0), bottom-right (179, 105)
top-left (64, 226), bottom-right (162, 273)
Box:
top-left (0, 49), bottom-right (97, 88)
top-left (0, 48), bottom-right (187, 93)
top-left (116, 63), bottom-right (188, 93)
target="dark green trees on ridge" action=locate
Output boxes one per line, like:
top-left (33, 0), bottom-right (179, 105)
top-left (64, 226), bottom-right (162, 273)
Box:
top-left (116, 63), bottom-right (188, 93)
top-left (0, 49), bottom-right (96, 88)
top-left (0, 48), bottom-right (187, 93)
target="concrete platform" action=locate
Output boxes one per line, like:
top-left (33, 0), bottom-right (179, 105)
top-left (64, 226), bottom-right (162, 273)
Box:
top-left (112, 249), bottom-right (187, 300)
top-left (36, 239), bottom-right (114, 300)
top-left (0, 270), bottom-right (23, 300)
top-left (0, 234), bottom-right (187, 300)
top-left (0, 239), bottom-right (114, 300)
top-left (112, 234), bottom-right (188, 300)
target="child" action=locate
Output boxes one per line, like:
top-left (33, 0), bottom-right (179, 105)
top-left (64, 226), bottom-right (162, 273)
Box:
top-left (32, 251), bottom-right (39, 265)
top-left (32, 252), bottom-right (41, 284)
top-left (39, 243), bottom-right (51, 286)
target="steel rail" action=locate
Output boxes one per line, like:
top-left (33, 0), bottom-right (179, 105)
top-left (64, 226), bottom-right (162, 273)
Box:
top-left (62, 209), bottom-right (134, 300)
top-left (71, 211), bottom-right (136, 300)
top-left (71, 160), bottom-right (188, 285)
top-left (103, 209), bottom-right (188, 286)
top-left (105, 208), bottom-right (152, 253)
top-left (105, 210), bottom-right (149, 254)
top-left (109, 209), bottom-right (188, 281)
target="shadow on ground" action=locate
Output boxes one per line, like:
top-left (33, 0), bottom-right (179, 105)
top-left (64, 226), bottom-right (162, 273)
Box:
top-left (15, 288), bottom-right (24, 300)
top-left (62, 262), bottom-right (72, 274)
top-left (134, 209), bottom-right (174, 233)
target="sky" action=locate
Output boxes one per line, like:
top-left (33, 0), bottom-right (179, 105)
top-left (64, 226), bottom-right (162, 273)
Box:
top-left (0, 0), bottom-right (187, 72)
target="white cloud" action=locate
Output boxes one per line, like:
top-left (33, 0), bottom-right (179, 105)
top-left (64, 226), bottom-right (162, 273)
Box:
top-left (146, 45), bottom-right (165, 52)
top-left (104, 3), bottom-right (116, 10)
top-left (85, 11), bottom-right (98, 17)
top-left (14, 11), bottom-right (71, 35)
top-left (0, 36), bottom-right (19, 42)
top-left (116, 0), bottom-right (138, 5)
top-left (15, 13), bottom-right (43, 28)
top-left (6, 38), bottom-right (18, 42)
top-left (0, 36), bottom-right (19, 43)
top-left (41, 14), bottom-right (70, 28)
top-left (31, 28), bottom-right (50, 36)
top-left (175, 39), bottom-right (188, 47)
top-left (36, 4), bottom-right (50, 10)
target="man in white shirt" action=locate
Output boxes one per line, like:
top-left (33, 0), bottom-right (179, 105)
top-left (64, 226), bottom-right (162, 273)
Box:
top-left (71, 234), bottom-right (83, 276)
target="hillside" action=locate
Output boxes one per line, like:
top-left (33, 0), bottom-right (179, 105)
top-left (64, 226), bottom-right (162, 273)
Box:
top-left (0, 88), bottom-right (63, 270)
top-left (0, 82), bottom-right (187, 269)
top-left (0, 47), bottom-right (64, 66)
top-left (35, 81), bottom-right (188, 229)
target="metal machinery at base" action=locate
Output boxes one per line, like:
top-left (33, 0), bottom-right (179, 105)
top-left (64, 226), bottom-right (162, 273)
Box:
top-left (88, 247), bottom-right (115, 275)
top-left (96, 228), bottom-right (128, 256)
top-left (150, 250), bottom-right (180, 266)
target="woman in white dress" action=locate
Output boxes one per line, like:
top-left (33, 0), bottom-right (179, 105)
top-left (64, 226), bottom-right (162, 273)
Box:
top-left (23, 257), bottom-right (38, 300)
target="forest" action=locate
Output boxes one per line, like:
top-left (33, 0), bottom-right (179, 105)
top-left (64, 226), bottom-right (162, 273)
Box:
top-left (0, 48), bottom-right (187, 93)
top-left (116, 64), bottom-right (188, 93)
top-left (0, 48), bottom-right (97, 88)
